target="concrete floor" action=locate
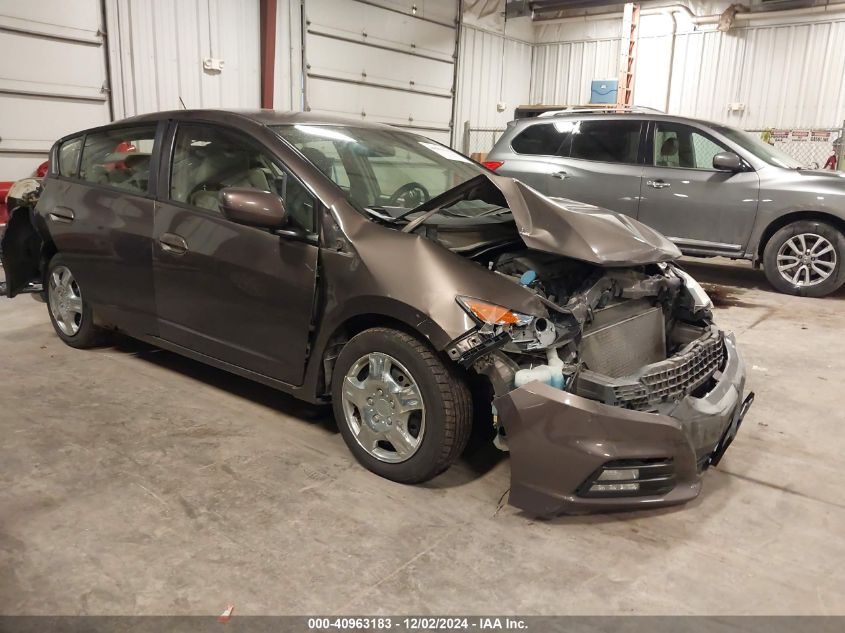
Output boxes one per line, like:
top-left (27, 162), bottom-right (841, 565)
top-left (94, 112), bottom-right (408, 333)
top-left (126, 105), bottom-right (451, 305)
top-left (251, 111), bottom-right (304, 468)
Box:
top-left (1, 258), bottom-right (844, 616)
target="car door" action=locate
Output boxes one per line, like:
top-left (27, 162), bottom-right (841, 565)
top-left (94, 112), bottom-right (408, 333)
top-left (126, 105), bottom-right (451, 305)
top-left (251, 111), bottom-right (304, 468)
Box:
top-left (543, 118), bottom-right (645, 217)
top-left (636, 121), bottom-right (760, 254)
top-left (152, 121), bottom-right (319, 386)
top-left (41, 123), bottom-right (162, 334)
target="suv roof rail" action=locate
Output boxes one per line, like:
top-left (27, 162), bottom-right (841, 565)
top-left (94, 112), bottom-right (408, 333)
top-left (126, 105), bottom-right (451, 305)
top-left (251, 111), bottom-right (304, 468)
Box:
top-left (513, 104), bottom-right (664, 119)
top-left (535, 106), bottom-right (664, 117)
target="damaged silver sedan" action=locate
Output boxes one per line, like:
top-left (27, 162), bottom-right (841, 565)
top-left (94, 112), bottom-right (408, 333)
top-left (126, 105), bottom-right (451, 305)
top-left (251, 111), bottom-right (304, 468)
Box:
top-left (1, 110), bottom-right (753, 516)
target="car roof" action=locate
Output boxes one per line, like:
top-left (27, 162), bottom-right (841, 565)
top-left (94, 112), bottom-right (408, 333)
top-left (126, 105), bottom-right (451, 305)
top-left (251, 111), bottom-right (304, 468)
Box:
top-left (512, 111), bottom-right (729, 130)
top-left (116, 108), bottom-right (398, 130)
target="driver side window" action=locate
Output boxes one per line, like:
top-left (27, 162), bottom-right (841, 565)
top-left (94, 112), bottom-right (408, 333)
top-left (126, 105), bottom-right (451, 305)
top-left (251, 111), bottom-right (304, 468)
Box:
top-left (170, 124), bottom-right (317, 232)
top-left (653, 123), bottom-right (729, 170)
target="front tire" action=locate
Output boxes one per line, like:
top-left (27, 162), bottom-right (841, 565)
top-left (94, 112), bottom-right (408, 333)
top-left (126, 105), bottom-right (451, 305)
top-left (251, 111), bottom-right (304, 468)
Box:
top-left (46, 255), bottom-right (106, 348)
top-left (331, 327), bottom-right (472, 484)
top-left (763, 220), bottom-right (845, 297)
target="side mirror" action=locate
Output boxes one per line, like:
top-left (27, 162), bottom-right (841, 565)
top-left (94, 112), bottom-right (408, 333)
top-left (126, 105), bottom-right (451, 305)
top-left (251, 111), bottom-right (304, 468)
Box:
top-left (219, 187), bottom-right (287, 228)
top-left (712, 152), bottom-right (744, 172)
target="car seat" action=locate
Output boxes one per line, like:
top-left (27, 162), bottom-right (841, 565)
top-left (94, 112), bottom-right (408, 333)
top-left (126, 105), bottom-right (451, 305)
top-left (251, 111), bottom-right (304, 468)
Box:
top-left (658, 137), bottom-right (680, 167)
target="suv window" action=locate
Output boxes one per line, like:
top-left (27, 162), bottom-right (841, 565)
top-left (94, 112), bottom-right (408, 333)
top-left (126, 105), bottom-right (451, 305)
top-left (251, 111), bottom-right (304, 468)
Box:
top-left (511, 123), bottom-right (572, 156)
top-left (170, 124), bottom-right (317, 233)
top-left (570, 120), bottom-right (642, 163)
top-left (79, 126), bottom-right (157, 194)
top-left (653, 122), bottom-right (729, 169)
top-left (58, 137), bottom-right (83, 177)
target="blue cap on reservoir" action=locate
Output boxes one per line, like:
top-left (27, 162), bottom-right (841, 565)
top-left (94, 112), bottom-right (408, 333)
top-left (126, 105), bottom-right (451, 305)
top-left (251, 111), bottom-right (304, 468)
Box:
top-left (520, 270), bottom-right (538, 286)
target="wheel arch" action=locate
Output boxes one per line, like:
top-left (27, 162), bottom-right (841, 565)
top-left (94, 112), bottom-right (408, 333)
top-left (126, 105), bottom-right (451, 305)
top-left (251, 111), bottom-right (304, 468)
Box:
top-left (311, 304), bottom-right (458, 400)
top-left (757, 211), bottom-right (845, 260)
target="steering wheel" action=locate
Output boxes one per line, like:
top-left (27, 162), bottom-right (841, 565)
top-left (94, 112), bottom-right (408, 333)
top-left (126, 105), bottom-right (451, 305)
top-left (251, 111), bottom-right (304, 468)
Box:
top-left (388, 182), bottom-right (430, 208)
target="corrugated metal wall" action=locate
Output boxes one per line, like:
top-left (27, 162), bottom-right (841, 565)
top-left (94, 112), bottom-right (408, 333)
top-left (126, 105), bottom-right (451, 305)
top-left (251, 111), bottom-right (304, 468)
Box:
top-left (528, 13), bottom-right (845, 129)
top-left (454, 25), bottom-right (533, 131)
top-left (273, 0), bottom-right (303, 112)
top-left (104, 0), bottom-right (261, 120)
top-left (529, 37), bottom-right (619, 105)
top-left (666, 20), bottom-right (845, 128)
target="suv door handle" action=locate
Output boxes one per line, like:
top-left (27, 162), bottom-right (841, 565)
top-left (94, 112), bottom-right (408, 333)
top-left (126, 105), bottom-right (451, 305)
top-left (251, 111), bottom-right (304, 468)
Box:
top-left (551, 170), bottom-right (568, 179)
top-left (48, 206), bottom-right (75, 223)
top-left (646, 179), bottom-right (671, 189)
top-left (159, 233), bottom-right (189, 255)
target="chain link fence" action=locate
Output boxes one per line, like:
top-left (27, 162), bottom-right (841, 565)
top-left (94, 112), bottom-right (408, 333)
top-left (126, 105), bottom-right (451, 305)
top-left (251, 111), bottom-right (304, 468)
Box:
top-left (744, 127), bottom-right (844, 170)
top-left (461, 121), bottom-right (845, 171)
top-left (462, 124), bottom-right (506, 158)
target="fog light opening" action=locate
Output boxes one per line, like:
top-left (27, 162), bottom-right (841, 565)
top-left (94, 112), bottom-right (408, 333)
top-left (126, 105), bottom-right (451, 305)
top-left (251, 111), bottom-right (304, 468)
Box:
top-left (597, 468), bottom-right (640, 482)
top-left (577, 458), bottom-right (675, 498)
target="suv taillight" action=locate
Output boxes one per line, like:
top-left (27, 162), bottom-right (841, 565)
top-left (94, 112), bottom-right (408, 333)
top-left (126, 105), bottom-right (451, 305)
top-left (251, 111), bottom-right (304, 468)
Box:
top-left (482, 160), bottom-right (504, 171)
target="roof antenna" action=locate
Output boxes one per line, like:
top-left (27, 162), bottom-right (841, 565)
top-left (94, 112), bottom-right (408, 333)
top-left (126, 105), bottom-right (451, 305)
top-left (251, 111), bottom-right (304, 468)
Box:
top-left (179, 96), bottom-right (187, 110)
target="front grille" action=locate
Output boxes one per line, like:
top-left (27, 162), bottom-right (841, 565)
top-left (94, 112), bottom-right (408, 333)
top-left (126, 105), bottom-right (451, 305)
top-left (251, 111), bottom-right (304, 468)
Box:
top-left (611, 330), bottom-right (725, 411)
top-left (577, 458), bottom-right (676, 498)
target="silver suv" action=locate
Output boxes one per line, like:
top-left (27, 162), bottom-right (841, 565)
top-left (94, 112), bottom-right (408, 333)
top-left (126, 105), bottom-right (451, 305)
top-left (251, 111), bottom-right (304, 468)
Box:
top-left (486, 110), bottom-right (845, 297)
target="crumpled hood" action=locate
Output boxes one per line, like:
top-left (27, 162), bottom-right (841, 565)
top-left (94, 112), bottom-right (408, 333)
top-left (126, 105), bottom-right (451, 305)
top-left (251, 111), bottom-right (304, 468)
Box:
top-left (411, 173), bottom-right (681, 266)
top-left (488, 175), bottom-right (681, 266)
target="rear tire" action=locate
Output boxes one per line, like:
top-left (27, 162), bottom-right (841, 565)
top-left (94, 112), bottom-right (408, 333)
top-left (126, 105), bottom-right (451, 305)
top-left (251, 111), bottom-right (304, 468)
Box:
top-left (331, 327), bottom-right (472, 484)
top-left (46, 254), bottom-right (106, 348)
top-left (763, 220), bottom-right (845, 297)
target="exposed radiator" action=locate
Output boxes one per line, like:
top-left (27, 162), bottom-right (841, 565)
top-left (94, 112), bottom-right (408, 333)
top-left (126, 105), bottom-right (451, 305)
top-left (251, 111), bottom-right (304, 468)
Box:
top-left (579, 300), bottom-right (666, 378)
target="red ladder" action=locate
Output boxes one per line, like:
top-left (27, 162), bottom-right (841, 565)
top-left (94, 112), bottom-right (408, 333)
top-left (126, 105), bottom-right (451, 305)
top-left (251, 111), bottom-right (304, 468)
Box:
top-left (617, 3), bottom-right (640, 108)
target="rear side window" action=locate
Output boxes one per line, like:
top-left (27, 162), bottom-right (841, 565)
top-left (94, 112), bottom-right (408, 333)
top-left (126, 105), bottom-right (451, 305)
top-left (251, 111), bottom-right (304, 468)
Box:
top-left (570, 120), bottom-right (642, 164)
top-left (79, 125), bottom-right (157, 194)
top-left (511, 123), bottom-right (572, 156)
top-left (58, 137), bottom-right (82, 177)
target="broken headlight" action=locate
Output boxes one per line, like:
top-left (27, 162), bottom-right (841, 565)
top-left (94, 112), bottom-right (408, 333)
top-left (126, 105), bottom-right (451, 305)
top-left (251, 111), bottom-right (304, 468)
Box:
top-left (456, 296), bottom-right (534, 326)
top-left (447, 297), bottom-right (536, 366)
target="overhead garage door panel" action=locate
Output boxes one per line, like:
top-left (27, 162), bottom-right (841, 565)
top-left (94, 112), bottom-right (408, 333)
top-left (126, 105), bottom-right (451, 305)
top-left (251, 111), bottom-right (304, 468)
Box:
top-left (0, 30), bottom-right (107, 99)
top-left (305, 0), bottom-right (458, 143)
top-left (0, 0), bottom-right (109, 179)
top-left (0, 0), bottom-right (103, 36)
top-left (352, 0), bottom-right (459, 25)
top-left (307, 0), bottom-right (455, 61)
top-left (307, 35), bottom-right (454, 97)
top-left (307, 78), bottom-right (452, 144)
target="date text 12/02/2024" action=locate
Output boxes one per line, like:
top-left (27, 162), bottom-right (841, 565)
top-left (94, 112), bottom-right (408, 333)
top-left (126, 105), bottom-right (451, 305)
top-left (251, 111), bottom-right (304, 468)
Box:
top-left (307, 617), bottom-right (528, 630)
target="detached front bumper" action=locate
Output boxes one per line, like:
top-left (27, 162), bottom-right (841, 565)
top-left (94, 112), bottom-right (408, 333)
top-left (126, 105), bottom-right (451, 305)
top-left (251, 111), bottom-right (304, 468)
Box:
top-left (495, 333), bottom-right (751, 516)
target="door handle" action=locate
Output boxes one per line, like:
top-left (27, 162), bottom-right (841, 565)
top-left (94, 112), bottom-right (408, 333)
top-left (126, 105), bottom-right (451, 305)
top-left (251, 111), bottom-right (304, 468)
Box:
top-left (551, 170), bottom-right (568, 180)
top-left (646, 179), bottom-right (671, 189)
top-left (48, 206), bottom-right (75, 223)
top-left (159, 233), bottom-right (189, 255)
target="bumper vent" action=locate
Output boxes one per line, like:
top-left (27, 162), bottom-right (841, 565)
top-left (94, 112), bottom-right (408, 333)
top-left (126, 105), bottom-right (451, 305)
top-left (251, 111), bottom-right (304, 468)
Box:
top-left (611, 331), bottom-right (726, 411)
top-left (577, 459), bottom-right (676, 498)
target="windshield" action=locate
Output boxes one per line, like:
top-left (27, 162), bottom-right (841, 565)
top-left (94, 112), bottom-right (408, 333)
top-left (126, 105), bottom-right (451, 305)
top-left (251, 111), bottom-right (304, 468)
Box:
top-left (272, 124), bottom-right (497, 219)
top-left (712, 125), bottom-right (803, 169)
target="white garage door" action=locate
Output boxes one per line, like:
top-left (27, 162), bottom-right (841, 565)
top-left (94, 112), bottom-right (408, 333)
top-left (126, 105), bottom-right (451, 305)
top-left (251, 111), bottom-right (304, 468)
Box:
top-left (303, 0), bottom-right (458, 144)
top-left (0, 0), bottom-right (111, 179)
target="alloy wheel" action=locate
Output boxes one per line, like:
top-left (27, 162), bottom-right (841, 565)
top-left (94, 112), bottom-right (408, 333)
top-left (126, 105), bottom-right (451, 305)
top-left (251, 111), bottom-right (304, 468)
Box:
top-left (776, 233), bottom-right (837, 287)
top-left (340, 352), bottom-right (426, 463)
top-left (49, 265), bottom-right (84, 336)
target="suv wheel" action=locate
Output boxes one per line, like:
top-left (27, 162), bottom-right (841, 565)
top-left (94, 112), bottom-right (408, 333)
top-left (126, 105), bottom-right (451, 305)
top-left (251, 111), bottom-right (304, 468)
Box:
top-left (46, 255), bottom-right (106, 348)
top-left (763, 220), bottom-right (845, 297)
top-left (331, 327), bottom-right (472, 484)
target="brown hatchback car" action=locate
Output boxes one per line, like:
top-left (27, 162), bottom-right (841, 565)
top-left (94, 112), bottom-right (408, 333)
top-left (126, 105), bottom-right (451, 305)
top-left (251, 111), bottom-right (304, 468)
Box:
top-left (1, 110), bottom-right (753, 516)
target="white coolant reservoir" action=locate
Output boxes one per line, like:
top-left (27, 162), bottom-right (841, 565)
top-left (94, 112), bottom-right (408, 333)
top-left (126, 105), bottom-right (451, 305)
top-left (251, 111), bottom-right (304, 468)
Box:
top-left (513, 348), bottom-right (566, 389)
top-left (514, 365), bottom-right (553, 388)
